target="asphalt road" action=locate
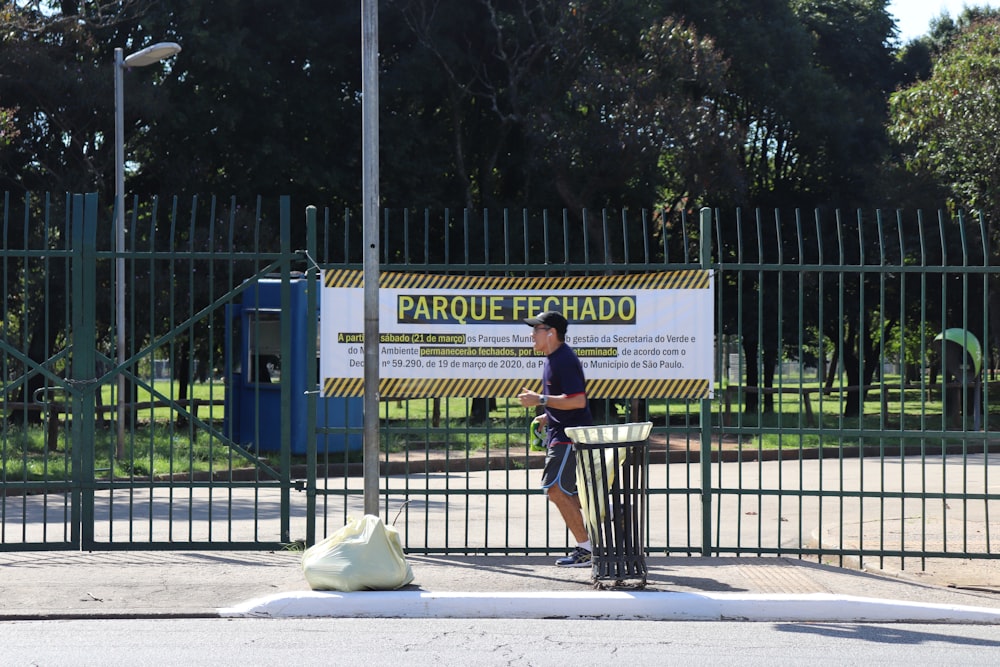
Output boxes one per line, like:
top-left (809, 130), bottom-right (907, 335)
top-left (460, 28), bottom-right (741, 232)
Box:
top-left (3, 617), bottom-right (1000, 666)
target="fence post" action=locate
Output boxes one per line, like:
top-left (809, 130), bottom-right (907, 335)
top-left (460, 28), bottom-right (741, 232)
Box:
top-left (305, 205), bottom-right (319, 547)
top-left (279, 196), bottom-right (293, 543)
top-left (71, 193), bottom-right (98, 547)
top-left (699, 207), bottom-right (714, 556)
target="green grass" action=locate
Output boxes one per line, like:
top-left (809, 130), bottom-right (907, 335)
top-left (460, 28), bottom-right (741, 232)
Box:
top-left (96, 380), bottom-right (225, 423)
top-left (0, 423), bottom-right (240, 482)
top-left (720, 378), bottom-right (997, 449)
top-left (379, 397), bottom-right (536, 452)
top-left (4, 376), bottom-right (992, 482)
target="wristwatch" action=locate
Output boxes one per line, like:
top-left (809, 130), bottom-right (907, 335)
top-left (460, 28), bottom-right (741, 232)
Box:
top-left (538, 395), bottom-right (548, 407)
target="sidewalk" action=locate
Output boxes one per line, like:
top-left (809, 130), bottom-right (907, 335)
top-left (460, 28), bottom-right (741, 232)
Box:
top-left (1, 443), bottom-right (998, 623)
top-left (1, 550), bottom-right (999, 623)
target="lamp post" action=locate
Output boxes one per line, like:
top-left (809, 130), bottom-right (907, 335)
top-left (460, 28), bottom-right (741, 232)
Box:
top-left (114, 41), bottom-right (181, 457)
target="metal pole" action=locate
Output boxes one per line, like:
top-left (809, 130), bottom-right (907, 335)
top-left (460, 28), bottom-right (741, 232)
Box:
top-left (111, 43), bottom-right (180, 460)
top-left (361, 0), bottom-right (381, 516)
top-left (114, 48), bottom-right (126, 459)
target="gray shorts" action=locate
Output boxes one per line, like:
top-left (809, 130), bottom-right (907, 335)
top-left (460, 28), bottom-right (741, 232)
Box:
top-left (540, 442), bottom-right (578, 495)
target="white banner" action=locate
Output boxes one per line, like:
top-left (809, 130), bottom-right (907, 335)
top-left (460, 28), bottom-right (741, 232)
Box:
top-left (320, 270), bottom-right (714, 399)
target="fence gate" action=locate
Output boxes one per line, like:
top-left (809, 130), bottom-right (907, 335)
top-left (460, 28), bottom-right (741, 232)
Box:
top-left (1, 194), bottom-right (97, 550)
top-left (1, 193), bottom-right (308, 551)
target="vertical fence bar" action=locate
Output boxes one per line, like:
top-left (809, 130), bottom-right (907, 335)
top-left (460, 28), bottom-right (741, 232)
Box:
top-left (813, 209), bottom-right (827, 559)
top-left (978, 210), bottom-right (993, 557)
top-left (1, 194), bottom-right (9, 543)
top-left (305, 205), bottom-right (319, 547)
top-left (773, 209), bottom-right (786, 550)
top-left (278, 197), bottom-right (293, 543)
top-left (699, 207), bottom-right (713, 555)
top-left (794, 209), bottom-right (806, 550)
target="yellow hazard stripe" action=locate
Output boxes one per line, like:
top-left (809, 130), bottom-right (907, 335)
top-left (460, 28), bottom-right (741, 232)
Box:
top-left (324, 269), bottom-right (710, 290)
top-left (323, 377), bottom-right (711, 400)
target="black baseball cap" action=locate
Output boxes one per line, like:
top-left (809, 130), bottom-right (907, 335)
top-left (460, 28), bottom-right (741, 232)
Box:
top-left (524, 311), bottom-right (568, 336)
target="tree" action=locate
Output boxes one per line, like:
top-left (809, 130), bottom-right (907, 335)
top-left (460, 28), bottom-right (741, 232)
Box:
top-left (129, 1), bottom-right (363, 210)
top-left (0, 2), bottom-right (157, 424)
top-left (698, 1), bottom-right (898, 413)
top-left (530, 16), bottom-right (744, 214)
top-left (895, 4), bottom-right (1000, 84)
top-left (679, 0), bottom-right (897, 207)
top-left (789, 0), bottom-right (896, 205)
top-left (889, 17), bottom-right (1000, 244)
top-left (0, 1), bottom-right (155, 194)
top-left (387, 0), bottom-right (745, 214)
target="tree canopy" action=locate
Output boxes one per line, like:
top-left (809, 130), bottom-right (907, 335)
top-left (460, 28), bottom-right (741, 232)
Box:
top-left (6, 0), bottom-right (1000, 421)
top-left (889, 15), bottom-right (1000, 242)
top-left (0, 0), bottom-right (998, 221)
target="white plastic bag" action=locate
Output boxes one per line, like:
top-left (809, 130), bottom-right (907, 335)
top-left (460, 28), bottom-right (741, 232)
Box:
top-left (577, 446), bottom-right (627, 537)
top-left (301, 514), bottom-right (414, 592)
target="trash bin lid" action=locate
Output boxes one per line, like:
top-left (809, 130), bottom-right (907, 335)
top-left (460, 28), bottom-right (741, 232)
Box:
top-left (934, 328), bottom-right (983, 377)
top-left (565, 422), bottom-right (653, 444)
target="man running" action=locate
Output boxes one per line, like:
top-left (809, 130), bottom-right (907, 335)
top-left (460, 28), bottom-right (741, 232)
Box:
top-left (518, 310), bottom-right (594, 567)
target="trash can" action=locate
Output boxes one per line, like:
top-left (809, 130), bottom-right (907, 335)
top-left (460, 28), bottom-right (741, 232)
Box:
top-left (565, 421), bottom-right (653, 588)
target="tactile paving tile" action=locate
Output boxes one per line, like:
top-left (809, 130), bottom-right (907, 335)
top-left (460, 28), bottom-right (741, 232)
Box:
top-left (731, 559), bottom-right (827, 594)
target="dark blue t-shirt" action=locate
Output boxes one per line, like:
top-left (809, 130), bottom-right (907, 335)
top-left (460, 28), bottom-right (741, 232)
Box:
top-left (542, 343), bottom-right (593, 445)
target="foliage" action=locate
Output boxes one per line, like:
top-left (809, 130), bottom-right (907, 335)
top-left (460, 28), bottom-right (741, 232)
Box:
top-left (889, 17), bottom-right (1000, 242)
top-left (385, 0), bottom-right (738, 210)
top-left (0, 0), bottom-right (917, 211)
top-left (0, 105), bottom-right (17, 148)
top-left (531, 16), bottom-right (744, 213)
top-left (126, 1), bottom-right (363, 208)
top-left (789, 0), bottom-right (897, 205)
top-left (692, 0), bottom-right (897, 207)
top-left (895, 4), bottom-right (1000, 84)
top-left (2, 0), bottom-right (994, 428)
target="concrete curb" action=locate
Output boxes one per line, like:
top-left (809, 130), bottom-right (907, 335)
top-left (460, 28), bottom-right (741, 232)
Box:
top-left (219, 590), bottom-right (1000, 623)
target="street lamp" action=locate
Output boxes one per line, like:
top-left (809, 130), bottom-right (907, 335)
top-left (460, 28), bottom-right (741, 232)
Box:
top-left (114, 41), bottom-right (181, 457)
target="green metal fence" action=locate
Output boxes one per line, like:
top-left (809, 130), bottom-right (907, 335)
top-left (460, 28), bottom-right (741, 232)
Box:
top-left (2, 194), bottom-right (997, 570)
top-left (1, 192), bottom-right (304, 550)
top-left (306, 205), bottom-right (999, 570)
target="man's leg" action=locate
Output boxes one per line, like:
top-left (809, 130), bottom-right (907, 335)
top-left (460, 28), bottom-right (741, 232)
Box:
top-left (540, 442), bottom-right (592, 564)
top-left (547, 483), bottom-right (588, 544)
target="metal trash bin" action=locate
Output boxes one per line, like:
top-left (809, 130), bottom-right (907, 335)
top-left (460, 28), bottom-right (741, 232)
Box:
top-left (566, 422), bottom-right (653, 588)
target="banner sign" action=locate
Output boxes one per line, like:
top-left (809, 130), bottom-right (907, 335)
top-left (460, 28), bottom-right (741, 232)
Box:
top-left (320, 269), bottom-right (714, 399)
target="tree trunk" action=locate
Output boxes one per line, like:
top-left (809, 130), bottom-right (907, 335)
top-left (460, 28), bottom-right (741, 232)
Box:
top-left (741, 335), bottom-right (760, 413)
top-left (175, 347), bottom-right (191, 428)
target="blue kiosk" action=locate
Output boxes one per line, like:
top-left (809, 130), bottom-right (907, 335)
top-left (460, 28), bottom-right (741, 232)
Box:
top-left (225, 276), bottom-right (362, 455)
